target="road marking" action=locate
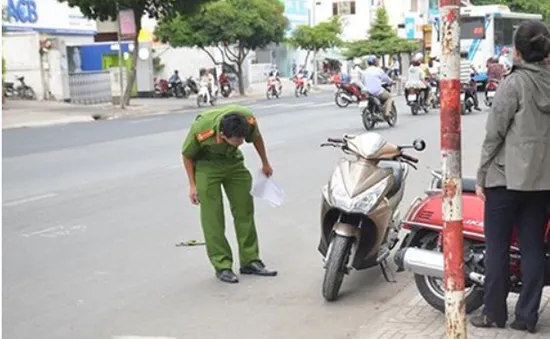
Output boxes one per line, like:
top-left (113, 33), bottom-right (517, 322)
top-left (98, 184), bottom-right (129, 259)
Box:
top-left (128, 118), bottom-right (161, 124)
top-left (312, 102), bottom-right (334, 108)
top-left (283, 102), bottom-right (315, 108)
top-left (21, 225), bottom-right (87, 238)
top-left (3, 193), bottom-right (58, 207)
top-left (113, 337), bottom-right (177, 339)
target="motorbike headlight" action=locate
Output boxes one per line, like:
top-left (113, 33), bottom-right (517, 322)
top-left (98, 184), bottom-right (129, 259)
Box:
top-left (328, 169), bottom-right (391, 214)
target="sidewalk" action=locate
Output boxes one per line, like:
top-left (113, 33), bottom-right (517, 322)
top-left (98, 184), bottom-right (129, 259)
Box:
top-left (351, 279), bottom-right (550, 339)
top-left (2, 80), bottom-right (333, 130)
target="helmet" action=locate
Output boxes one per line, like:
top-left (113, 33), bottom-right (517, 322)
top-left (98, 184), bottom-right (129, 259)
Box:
top-left (501, 46), bottom-right (509, 54)
top-left (414, 53), bottom-right (424, 62)
top-left (366, 55), bottom-right (377, 65)
top-left (353, 58), bottom-right (362, 66)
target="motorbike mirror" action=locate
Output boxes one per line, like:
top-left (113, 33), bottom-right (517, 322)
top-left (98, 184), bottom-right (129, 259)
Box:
top-left (412, 139), bottom-right (426, 151)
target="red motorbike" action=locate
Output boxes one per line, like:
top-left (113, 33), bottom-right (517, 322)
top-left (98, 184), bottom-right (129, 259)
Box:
top-left (394, 169), bottom-right (550, 314)
top-left (153, 78), bottom-right (171, 98)
top-left (266, 76), bottom-right (281, 99)
top-left (294, 75), bottom-right (310, 97)
top-left (484, 79), bottom-right (499, 107)
top-left (334, 82), bottom-right (368, 108)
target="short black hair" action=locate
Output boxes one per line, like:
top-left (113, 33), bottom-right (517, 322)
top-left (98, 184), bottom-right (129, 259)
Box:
top-left (220, 113), bottom-right (250, 138)
top-left (514, 20), bottom-right (550, 63)
top-left (460, 51), bottom-right (469, 59)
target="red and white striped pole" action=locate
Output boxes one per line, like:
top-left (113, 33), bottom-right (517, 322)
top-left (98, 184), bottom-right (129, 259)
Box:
top-left (438, 0), bottom-right (467, 338)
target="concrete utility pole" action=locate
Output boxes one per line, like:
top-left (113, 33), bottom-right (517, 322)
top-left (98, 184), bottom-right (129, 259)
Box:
top-left (438, 0), bottom-right (466, 338)
top-left (116, 2), bottom-right (125, 109)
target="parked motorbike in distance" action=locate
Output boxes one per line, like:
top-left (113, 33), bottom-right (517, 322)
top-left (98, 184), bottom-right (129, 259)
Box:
top-left (266, 76), bottom-right (281, 99)
top-left (334, 83), bottom-right (368, 108)
top-left (405, 87), bottom-right (429, 115)
top-left (185, 76), bottom-right (199, 95)
top-left (394, 168), bottom-right (550, 314)
top-left (170, 80), bottom-right (188, 98)
top-left (294, 74), bottom-right (310, 97)
top-left (4, 76), bottom-right (36, 100)
top-left (319, 133), bottom-right (426, 301)
top-left (197, 84), bottom-right (218, 107)
top-left (360, 84), bottom-right (397, 130)
top-left (484, 79), bottom-right (499, 107)
top-left (153, 78), bottom-right (171, 98)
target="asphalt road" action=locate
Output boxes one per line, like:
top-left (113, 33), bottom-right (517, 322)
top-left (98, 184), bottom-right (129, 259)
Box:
top-left (2, 92), bottom-right (490, 339)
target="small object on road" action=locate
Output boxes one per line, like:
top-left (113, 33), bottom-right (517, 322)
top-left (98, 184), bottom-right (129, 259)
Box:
top-left (175, 239), bottom-right (206, 247)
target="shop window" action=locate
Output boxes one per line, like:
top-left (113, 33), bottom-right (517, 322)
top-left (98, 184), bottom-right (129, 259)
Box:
top-left (410, 0), bottom-right (418, 12)
top-left (332, 1), bottom-right (356, 16)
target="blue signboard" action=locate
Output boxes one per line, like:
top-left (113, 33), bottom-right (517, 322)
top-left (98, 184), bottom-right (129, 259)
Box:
top-left (404, 16), bottom-right (415, 40)
top-left (6, 0), bottom-right (38, 24)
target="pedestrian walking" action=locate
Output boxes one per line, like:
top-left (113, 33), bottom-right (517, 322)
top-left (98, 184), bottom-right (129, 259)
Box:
top-left (472, 20), bottom-right (550, 333)
top-left (181, 105), bottom-right (277, 284)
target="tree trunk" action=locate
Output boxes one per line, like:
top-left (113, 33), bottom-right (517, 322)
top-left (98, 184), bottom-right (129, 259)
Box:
top-left (303, 51), bottom-right (311, 71)
top-left (237, 62), bottom-right (245, 95)
top-left (122, 15), bottom-right (142, 106)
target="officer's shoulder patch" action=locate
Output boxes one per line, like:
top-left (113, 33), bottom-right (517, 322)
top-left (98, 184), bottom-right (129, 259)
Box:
top-left (196, 129), bottom-right (215, 142)
top-left (247, 116), bottom-right (256, 125)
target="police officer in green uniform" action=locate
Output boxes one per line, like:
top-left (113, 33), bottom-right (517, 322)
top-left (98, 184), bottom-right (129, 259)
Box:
top-left (181, 104), bottom-right (277, 283)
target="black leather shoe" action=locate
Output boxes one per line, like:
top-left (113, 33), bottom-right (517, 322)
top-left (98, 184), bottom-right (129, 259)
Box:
top-left (474, 106), bottom-right (482, 111)
top-left (510, 319), bottom-right (537, 333)
top-left (240, 260), bottom-right (277, 276)
top-left (216, 269), bottom-right (239, 283)
top-left (470, 314), bottom-right (505, 329)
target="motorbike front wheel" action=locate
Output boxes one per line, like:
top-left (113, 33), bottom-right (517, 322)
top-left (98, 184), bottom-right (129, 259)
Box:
top-left (222, 88), bottom-right (231, 98)
top-left (386, 102), bottom-right (398, 127)
top-left (295, 86), bottom-right (301, 97)
top-left (322, 234), bottom-right (353, 301)
top-left (197, 95), bottom-right (203, 107)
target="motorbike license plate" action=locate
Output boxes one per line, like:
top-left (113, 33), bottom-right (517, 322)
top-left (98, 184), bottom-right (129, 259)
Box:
top-left (460, 93), bottom-right (465, 100)
top-left (407, 94), bottom-right (417, 101)
top-left (487, 91), bottom-right (495, 98)
top-left (359, 101), bottom-right (368, 108)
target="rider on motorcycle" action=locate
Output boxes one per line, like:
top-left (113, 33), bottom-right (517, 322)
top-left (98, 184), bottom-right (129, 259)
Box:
top-left (269, 67), bottom-right (282, 91)
top-left (169, 70), bottom-right (182, 94)
top-left (362, 56), bottom-right (395, 119)
top-left (405, 54), bottom-right (431, 105)
top-left (460, 51), bottom-right (482, 111)
top-left (350, 58), bottom-right (365, 92)
top-left (200, 68), bottom-right (215, 101)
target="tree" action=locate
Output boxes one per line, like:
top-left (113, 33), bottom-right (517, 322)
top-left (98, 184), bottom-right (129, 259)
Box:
top-left (58, 0), bottom-right (212, 105)
top-left (155, 0), bottom-right (288, 95)
top-left (343, 7), bottom-right (419, 59)
top-left (472, 0), bottom-right (550, 24)
top-left (289, 17), bottom-right (343, 68)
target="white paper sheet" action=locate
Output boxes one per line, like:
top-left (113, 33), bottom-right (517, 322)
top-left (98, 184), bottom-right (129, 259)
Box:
top-left (250, 169), bottom-right (285, 207)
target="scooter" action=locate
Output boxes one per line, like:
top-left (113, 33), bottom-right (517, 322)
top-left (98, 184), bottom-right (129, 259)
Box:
top-left (197, 84), bottom-right (218, 107)
top-left (318, 133), bottom-right (426, 301)
top-left (405, 87), bottom-right (429, 115)
top-left (334, 83), bottom-right (368, 108)
top-left (394, 169), bottom-right (550, 314)
top-left (266, 76), bottom-right (281, 99)
top-left (461, 82), bottom-right (475, 115)
top-left (294, 74), bottom-right (310, 97)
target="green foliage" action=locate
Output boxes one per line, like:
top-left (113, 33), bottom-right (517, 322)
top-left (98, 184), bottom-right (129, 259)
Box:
top-left (472, 0), bottom-right (550, 23)
top-left (155, 0), bottom-right (288, 50)
top-left (343, 7), bottom-right (419, 59)
top-left (288, 17), bottom-right (343, 53)
top-left (152, 56), bottom-right (164, 74)
top-left (155, 0), bottom-right (288, 94)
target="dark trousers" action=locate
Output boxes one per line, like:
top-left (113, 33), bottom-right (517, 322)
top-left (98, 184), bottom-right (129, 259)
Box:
top-left (483, 187), bottom-right (549, 328)
top-left (466, 81), bottom-right (479, 107)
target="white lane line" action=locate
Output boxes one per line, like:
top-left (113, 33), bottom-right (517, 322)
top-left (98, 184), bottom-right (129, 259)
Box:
top-left (128, 118), bottom-right (161, 124)
top-left (21, 225), bottom-right (87, 238)
top-left (282, 102), bottom-right (315, 108)
top-left (3, 193), bottom-right (58, 207)
top-left (312, 102), bottom-right (334, 108)
top-left (113, 337), bottom-right (177, 339)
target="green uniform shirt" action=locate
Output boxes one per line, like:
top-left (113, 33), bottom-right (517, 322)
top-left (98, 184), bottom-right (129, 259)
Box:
top-left (181, 105), bottom-right (261, 161)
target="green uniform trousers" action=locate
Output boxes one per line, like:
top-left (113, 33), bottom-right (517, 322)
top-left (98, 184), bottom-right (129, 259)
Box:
top-left (195, 159), bottom-right (260, 271)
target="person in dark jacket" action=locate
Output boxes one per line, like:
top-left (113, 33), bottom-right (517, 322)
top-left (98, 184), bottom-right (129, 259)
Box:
top-left (471, 20), bottom-right (550, 333)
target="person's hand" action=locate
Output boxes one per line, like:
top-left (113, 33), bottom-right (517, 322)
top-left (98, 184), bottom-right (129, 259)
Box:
top-left (189, 185), bottom-right (199, 205)
top-left (475, 185), bottom-right (485, 201)
top-left (262, 163), bottom-right (273, 177)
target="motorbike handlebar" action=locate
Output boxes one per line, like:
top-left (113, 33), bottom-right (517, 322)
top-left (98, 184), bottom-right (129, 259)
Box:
top-left (401, 153), bottom-right (419, 164)
top-left (327, 137), bottom-right (344, 143)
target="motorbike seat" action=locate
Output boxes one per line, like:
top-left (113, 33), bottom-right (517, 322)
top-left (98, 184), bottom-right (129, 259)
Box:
top-left (379, 161), bottom-right (405, 198)
top-left (433, 170), bottom-right (477, 193)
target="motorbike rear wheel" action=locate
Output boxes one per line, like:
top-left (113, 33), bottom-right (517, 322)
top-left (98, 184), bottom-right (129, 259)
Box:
top-left (322, 234), bottom-right (353, 301)
top-left (362, 108), bottom-right (376, 130)
top-left (414, 234), bottom-right (484, 314)
top-left (335, 91), bottom-right (350, 108)
top-left (197, 95), bottom-right (202, 108)
top-left (386, 102), bottom-right (398, 127)
top-left (295, 86), bottom-right (301, 97)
